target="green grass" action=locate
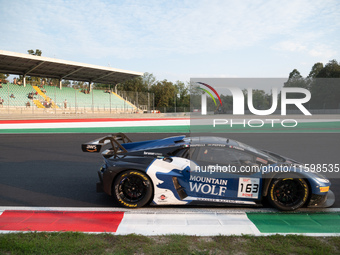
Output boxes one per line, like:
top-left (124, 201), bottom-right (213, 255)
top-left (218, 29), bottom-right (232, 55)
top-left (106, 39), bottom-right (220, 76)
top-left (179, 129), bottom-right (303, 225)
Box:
top-left (1, 233), bottom-right (340, 255)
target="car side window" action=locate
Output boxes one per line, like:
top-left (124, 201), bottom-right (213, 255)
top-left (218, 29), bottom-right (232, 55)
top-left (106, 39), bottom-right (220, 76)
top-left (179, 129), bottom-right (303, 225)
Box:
top-left (172, 148), bottom-right (193, 159)
top-left (231, 150), bottom-right (256, 165)
top-left (195, 146), bottom-right (255, 165)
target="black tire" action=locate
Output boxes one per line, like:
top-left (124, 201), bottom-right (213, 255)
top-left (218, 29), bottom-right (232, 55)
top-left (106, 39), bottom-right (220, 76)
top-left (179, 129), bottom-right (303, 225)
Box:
top-left (268, 176), bottom-right (309, 211)
top-left (113, 170), bottom-right (153, 208)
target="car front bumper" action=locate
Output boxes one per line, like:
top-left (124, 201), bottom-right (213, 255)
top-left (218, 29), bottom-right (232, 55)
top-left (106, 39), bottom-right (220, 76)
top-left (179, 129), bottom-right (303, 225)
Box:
top-left (308, 190), bottom-right (335, 208)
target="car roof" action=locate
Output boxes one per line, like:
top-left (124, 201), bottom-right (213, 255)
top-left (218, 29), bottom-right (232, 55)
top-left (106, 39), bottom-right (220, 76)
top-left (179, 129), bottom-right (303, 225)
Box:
top-left (122, 135), bottom-right (186, 152)
top-left (187, 136), bottom-right (238, 146)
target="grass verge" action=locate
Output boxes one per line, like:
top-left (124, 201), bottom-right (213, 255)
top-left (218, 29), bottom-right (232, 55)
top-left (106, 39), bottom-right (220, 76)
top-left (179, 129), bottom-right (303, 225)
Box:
top-left (1, 232), bottom-right (340, 255)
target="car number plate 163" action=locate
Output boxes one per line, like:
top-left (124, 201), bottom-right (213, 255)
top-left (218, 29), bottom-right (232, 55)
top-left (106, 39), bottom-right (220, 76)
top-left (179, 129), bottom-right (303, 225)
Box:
top-left (237, 178), bottom-right (260, 199)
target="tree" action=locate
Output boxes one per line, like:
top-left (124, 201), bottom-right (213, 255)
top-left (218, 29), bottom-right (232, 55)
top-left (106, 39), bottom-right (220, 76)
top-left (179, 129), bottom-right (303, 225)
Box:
top-left (248, 89), bottom-right (271, 110)
top-left (26, 49), bottom-right (43, 85)
top-left (305, 62), bottom-right (324, 90)
top-left (118, 76), bottom-right (146, 92)
top-left (308, 62), bottom-right (324, 78)
top-left (220, 94), bottom-right (233, 113)
top-left (93, 82), bottom-right (110, 89)
top-left (0, 73), bottom-right (9, 83)
top-left (315, 60), bottom-right (340, 78)
top-left (188, 83), bottom-right (202, 111)
top-left (71, 80), bottom-right (86, 89)
top-left (150, 80), bottom-right (176, 108)
top-left (27, 49), bottom-right (42, 56)
top-left (142, 72), bottom-right (156, 90)
top-left (62, 80), bottom-right (71, 87)
top-left (114, 72), bottom-right (156, 93)
top-left (281, 69), bottom-right (308, 110)
top-left (174, 81), bottom-right (190, 109)
top-left (310, 60), bottom-right (340, 108)
top-left (284, 69), bottom-right (306, 88)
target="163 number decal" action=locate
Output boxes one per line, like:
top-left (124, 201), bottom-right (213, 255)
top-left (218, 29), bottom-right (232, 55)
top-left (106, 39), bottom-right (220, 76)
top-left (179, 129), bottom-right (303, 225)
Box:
top-left (237, 178), bottom-right (260, 199)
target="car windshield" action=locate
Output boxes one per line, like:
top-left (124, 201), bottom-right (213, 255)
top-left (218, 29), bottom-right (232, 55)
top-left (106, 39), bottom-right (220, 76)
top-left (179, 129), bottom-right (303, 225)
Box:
top-left (234, 140), bottom-right (278, 162)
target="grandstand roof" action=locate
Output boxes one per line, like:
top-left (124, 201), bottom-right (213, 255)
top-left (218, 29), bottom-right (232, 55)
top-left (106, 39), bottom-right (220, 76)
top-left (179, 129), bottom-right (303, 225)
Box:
top-left (0, 50), bottom-right (143, 84)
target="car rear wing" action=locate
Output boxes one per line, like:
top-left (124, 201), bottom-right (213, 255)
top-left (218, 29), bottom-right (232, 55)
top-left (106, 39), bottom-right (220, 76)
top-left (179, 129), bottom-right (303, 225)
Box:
top-left (81, 133), bottom-right (132, 156)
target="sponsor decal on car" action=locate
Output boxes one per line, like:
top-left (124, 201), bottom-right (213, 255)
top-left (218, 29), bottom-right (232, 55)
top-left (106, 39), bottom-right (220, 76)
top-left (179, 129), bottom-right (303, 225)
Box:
top-left (144, 151), bottom-right (163, 156)
top-left (196, 197), bottom-right (256, 205)
top-left (256, 157), bottom-right (268, 164)
top-left (189, 175), bottom-right (228, 196)
top-left (86, 144), bottom-right (98, 152)
top-left (207, 143), bottom-right (226, 147)
top-left (158, 194), bottom-right (168, 202)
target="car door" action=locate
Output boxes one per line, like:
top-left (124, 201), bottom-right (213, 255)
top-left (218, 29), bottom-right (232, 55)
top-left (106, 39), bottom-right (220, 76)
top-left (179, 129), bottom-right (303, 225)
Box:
top-left (187, 145), bottom-right (262, 201)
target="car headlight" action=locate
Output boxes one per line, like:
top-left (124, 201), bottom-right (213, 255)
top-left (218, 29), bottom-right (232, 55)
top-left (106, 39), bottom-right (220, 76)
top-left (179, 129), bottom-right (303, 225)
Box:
top-left (315, 177), bottom-right (330, 184)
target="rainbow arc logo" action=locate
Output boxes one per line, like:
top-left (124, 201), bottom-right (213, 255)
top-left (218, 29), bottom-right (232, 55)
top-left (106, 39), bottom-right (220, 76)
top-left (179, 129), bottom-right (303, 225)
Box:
top-left (196, 82), bottom-right (223, 107)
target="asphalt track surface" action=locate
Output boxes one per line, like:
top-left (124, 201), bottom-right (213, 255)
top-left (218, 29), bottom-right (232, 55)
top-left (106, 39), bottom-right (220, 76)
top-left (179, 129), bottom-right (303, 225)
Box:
top-left (0, 133), bottom-right (339, 209)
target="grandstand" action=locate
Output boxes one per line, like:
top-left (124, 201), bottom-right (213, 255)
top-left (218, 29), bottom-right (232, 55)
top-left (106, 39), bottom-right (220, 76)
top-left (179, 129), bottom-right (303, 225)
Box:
top-left (0, 83), bottom-right (137, 112)
top-left (0, 50), bottom-right (145, 114)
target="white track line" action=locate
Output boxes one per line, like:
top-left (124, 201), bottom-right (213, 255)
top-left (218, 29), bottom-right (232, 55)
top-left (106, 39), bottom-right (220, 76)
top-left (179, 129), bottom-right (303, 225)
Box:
top-left (1, 207), bottom-right (340, 236)
top-left (116, 212), bottom-right (261, 236)
top-left (1, 206), bottom-right (340, 213)
top-left (0, 119), bottom-right (190, 129)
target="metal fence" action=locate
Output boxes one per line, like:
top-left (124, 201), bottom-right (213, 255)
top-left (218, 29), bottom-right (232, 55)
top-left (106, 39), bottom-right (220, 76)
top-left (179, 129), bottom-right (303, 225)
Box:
top-left (116, 90), bottom-right (154, 113)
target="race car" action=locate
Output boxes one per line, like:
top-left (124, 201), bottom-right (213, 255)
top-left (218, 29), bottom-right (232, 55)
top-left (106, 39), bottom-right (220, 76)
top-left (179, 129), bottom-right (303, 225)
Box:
top-left (82, 133), bottom-right (335, 211)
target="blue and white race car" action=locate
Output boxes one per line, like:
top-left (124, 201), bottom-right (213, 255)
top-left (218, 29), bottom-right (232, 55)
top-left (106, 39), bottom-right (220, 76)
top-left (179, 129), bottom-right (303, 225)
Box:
top-left (82, 133), bottom-right (334, 211)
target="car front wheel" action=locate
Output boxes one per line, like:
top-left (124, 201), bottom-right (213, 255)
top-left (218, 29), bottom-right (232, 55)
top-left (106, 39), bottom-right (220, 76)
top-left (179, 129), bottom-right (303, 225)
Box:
top-left (268, 176), bottom-right (309, 211)
top-left (113, 170), bottom-right (153, 208)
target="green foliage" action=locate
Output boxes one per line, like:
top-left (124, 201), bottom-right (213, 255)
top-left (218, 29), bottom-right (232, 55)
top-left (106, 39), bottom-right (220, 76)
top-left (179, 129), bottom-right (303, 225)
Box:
top-left (285, 69), bottom-right (307, 88)
top-left (242, 89), bottom-right (275, 111)
top-left (220, 94), bottom-right (233, 112)
top-left (0, 233), bottom-right (339, 255)
top-left (283, 60), bottom-right (340, 109)
top-left (94, 72), bottom-right (191, 111)
top-left (72, 80), bottom-right (86, 89)
top-left (25, 49), bottom-right (43, 85)
top-left (309, 60), bottom-right (340, 109)
top-left (27, 49), bottom-right (42, 56)
top-left (118, 73), bottom-right (191, 109)
top-left (308, 62), bottom-right (324, 79)
top-left (0, 73), bottom-right (9, 82)
top-left (316, 60), bottom-right (340, 78)
top-left (150, 79), bottom-right (177, 107)
top-left (115, 72), bottom-right (155, 92)
top-left (197, 59), bottom-right (340, 113)
top-left (174, 80), bottom-right (190, 108)
top-left (0, 232), bottom-right (107, 255)
top-left (62, 80), bottom-right (71, 87)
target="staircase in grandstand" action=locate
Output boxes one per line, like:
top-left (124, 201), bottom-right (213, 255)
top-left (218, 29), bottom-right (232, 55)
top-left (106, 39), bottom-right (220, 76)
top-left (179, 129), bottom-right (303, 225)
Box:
top-left (32, 86), bottom-right (58, 108)
top-left (33, 99), bottom-right (44, 108)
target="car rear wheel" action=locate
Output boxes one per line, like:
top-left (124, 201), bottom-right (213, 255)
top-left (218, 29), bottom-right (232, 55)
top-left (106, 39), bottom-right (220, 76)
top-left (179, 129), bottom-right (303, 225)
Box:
top-left (268, 176), bottom-right (309, 211)
top-left (113, 170), bottom-right (153, 208)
